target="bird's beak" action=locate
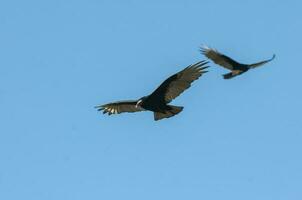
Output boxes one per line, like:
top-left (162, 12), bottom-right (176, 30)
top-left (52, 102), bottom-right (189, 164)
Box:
top-left (136, 100), bottom-right (142, 108)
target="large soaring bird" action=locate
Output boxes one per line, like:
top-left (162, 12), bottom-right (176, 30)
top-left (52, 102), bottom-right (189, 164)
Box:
top-left (201, 46), bottom-right (275, 79)
top-left (96, 61), bottom-right (209, 121)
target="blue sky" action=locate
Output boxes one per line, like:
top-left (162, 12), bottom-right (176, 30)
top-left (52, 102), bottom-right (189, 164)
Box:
top-left (0, 0), bottom-right (301, 199)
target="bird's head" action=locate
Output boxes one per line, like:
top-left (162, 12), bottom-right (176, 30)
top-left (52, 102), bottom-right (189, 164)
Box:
top-left (135, 96), bottom-right (147, 108)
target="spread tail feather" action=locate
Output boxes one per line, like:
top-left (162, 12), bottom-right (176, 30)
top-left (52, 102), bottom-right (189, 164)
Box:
top-left (154, 106), bottom-right (183, 121)
top-left (223, 70), bottom-right (245, 79)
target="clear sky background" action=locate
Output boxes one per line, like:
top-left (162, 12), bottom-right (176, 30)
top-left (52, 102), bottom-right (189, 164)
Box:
top-left (0, 0), bottom-right (301, 200)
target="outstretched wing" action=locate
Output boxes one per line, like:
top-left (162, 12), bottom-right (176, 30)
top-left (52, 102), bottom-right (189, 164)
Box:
top-left (95, 100), bottom-right (144, 115)
top-left (248, 54), bottom-right (275, 69)
top-left (200, 45), bottom-right (241, 70)
top-left (148, 60), bottom-right (209, 104)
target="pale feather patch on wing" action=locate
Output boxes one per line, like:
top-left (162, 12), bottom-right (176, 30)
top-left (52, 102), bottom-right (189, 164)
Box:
top-left (95, 100), bottom-right (144, 116)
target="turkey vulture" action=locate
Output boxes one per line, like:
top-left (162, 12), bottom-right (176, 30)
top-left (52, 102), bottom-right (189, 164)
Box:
top-left (200, 46), bottom-right (275, 79)
top-left (96, 60), bottom-right (209, 121)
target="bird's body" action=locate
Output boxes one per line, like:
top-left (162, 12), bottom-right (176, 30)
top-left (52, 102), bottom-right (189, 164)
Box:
top-left (201, 46), bottom-right (275, 79)
top-left (139, 96), bottom-right (167, 112)
top-left (96, 61), bottom-right (209, 121)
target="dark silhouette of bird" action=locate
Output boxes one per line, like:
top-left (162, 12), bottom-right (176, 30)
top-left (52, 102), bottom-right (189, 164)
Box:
top-left (200, 46), bottom-right (275, 79)
top-left (96, 61), bottom-right (209, 121)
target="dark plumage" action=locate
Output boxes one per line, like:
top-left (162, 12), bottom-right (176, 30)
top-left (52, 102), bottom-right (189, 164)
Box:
top-left (201, 46), bottom-right (275, 79)
top-left (96, 60), bottom-right (209, 121)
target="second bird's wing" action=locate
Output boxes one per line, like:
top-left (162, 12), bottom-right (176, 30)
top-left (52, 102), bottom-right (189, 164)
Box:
top-left (201, 46), bottom-right (241, 70)
top-left (248, 54), bottom-right (275, 69)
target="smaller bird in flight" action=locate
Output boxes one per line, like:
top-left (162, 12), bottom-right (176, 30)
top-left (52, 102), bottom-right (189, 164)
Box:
top-left (200, 45), bottom-right (275, 79)
top-left (96, 60), bottom-right (209, 121)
